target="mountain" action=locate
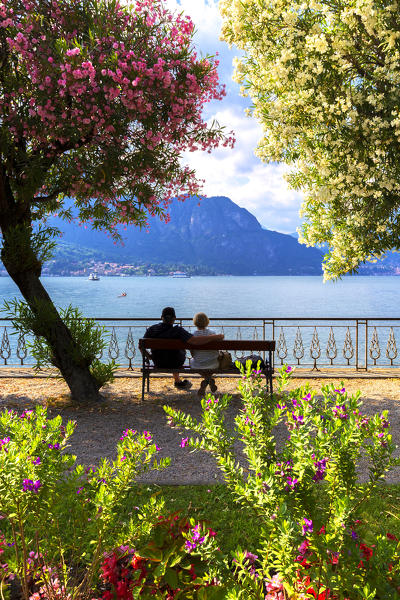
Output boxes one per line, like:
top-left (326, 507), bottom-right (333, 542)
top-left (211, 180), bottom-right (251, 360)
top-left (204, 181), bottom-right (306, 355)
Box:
top-left (47, 196), bottom-right (324, 275)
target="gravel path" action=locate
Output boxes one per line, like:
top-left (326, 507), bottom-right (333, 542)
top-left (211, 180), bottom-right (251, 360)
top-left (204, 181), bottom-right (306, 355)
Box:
top-left (1, 375), bottom-right (400, 484)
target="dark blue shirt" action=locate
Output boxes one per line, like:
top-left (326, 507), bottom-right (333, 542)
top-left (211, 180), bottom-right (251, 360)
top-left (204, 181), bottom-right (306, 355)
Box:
top-left (144, 322), bottom-right (192, 367)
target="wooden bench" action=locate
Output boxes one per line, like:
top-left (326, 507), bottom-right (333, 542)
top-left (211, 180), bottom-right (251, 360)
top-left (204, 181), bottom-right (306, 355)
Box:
top-left (138, 338), bottom-right (275, 401)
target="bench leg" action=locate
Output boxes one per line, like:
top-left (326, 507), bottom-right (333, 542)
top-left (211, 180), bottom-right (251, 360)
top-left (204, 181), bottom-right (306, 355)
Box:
top-left (147, 373), bottom-right (150, 392)
top-left (263, 369), bottom-right (273, 397)
top-left (141, 373), bottom-right (146, 402)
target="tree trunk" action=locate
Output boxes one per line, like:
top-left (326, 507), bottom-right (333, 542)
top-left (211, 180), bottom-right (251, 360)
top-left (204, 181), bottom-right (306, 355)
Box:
top-left (0, 233), bottom-right (101, 404)
top-left (0, 169), bottom-right (101, 403)
top-left (7, 264), bottom-right (101, 402)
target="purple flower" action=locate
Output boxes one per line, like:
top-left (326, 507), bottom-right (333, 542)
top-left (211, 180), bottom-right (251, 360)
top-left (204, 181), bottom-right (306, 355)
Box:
top-left (332, 404), bottom-right (348, 420)
top-left (380, 416), bottom-right (390, 429)
top-left (191, 524), bottom-right (205, 543)
top-left (48, 443), bottom-right (60, 450)
top-left (19, 410), bottom-right (33, 420)
top-left (77, 487), bottom-right (84, 495)
top-left (286, 476), bottom-right (298, 489)
top-left (285, 366), bottom-right (293, 373)
top-left (185, 540), bottom-right (197, 552)
top-left (313, 458), bottom-right (327, 482)
top-left (120, 428), bottom-right (137, 440)
top-left (32, 457), bottom-right (41, 465)
top-left (180, 437), bottom-right (188, 448)
top-left (155, 444), bottom-right (161, 451)
top-left (244, 551), bottom-right (259, 576)
top-left (22, 479), bottom-right (41, 493)
top-left (185, 524), bottom-right (206, 553)
top-left (0, 438), bottom-right (10, 452)
top-left (277, 403), bottom-right (287, 410)
top-left (302, 518), bottom-right (313, 536)
top-left (251, 369), bottom-right (262, 376)
top-left (185, 524), bottom-right (205, 552)
top-left (143, 430), bottom-right (152, 441)
top-left (292, 413), bottom-right (304, 425)
top-left (302, 393), bottom-right (311, 402)
top-left (245, 551), bottom-right (258, 563)
top-left (334, 387), bottom-right (345, 394)
top-left (351, 530), bottom-right (358, 540)
top-left (22, 479), bottom-right (33, 492)
top-left (358, 416), bottom-right (370, 429)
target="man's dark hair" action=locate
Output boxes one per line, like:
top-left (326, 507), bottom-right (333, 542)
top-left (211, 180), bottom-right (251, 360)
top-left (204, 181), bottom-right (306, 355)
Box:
top-left (161, 306), bottom-right (176, 324)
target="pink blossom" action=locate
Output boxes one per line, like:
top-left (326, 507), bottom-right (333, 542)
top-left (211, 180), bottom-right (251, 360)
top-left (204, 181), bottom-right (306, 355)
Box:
top-left (66, 47), bottom-right (80, 56)
top-left (0, 0), bottom-right (233, 238)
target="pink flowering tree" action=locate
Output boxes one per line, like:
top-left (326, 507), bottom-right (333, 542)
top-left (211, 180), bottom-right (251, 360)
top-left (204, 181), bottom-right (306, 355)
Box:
top-left (0, 0), bottom-right (233, 402)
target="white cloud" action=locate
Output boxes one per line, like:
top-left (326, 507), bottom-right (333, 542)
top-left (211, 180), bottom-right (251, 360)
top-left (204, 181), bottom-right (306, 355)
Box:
top-left (183, 106), bottom-right (303, 233)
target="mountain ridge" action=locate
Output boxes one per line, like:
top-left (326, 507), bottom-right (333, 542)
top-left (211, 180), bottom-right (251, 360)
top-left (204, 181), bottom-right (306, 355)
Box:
top-left (45, 195), bottom-right (325, 275)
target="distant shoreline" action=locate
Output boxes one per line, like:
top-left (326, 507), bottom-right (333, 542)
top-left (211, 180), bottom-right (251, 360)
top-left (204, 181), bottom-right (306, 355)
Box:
top-left (1, 273), bottom-right (400, 279)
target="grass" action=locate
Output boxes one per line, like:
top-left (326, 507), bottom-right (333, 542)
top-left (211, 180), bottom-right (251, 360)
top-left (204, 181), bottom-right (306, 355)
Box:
top-left (136, 483), bottom-right (400, 554)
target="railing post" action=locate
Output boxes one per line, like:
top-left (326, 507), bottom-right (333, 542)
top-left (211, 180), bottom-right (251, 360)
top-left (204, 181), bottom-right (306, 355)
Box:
top-left (263, 319), bottom-right (267, 365)
top-left (271, 319), bottom-right (275, 369)
top-left (355, 319), bottom-right (368, 371)
top-left (356, 319), bottom-right (359, 370)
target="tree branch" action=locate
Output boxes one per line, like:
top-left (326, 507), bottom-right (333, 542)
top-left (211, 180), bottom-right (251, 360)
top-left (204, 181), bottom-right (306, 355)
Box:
top-left (33, 190), bottom-right (62, 204)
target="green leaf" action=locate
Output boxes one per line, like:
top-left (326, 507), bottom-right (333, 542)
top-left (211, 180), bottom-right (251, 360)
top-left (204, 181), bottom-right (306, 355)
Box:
top-left (164, 568), bottom-right (179, 589)
top-left (203, 587), bottom-right (229, 600)
top-left (140, 542), bottom-right (163, 562)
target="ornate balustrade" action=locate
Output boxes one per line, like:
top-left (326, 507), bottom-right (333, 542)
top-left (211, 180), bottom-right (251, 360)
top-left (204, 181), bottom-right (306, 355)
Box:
top-left (0, 317), bottom-right (399, 372)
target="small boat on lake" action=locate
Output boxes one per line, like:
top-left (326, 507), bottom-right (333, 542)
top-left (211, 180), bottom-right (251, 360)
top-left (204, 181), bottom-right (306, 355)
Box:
top-left (171, 271), bottom-right (191, 278)
top-left (88, 272), bottom-right (100, 281)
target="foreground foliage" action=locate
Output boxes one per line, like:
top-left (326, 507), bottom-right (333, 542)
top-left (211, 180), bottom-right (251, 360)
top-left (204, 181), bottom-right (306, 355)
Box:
top-left (0, 367), bottom-right (399, 599)
top-left (165, 366), bottom-right (400, 598)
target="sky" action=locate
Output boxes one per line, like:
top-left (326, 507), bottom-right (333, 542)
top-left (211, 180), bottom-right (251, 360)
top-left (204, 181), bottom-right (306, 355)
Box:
top-left (164, 0), bottom-right (303, 234)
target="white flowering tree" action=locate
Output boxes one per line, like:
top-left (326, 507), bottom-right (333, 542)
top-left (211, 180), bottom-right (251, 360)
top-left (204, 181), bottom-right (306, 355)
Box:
top-left (220, 0), bottom-right (400, 279)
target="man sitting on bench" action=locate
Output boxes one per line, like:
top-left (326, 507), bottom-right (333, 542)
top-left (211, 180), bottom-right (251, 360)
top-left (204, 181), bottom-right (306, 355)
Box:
top-left (144, 307), bottom-right (224, 390)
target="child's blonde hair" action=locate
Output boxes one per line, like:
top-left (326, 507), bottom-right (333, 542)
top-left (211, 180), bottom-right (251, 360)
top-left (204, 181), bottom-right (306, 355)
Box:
top-left (193, 312), bottom-right (209, 329)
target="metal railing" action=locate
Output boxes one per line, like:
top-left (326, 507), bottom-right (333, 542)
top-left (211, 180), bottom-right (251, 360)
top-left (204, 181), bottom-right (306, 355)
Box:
top-left (1, 317), bottom-right (400, 372)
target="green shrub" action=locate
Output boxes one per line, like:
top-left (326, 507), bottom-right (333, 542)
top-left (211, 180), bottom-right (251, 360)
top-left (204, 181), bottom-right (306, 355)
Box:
top-left (3, 301), bottom-right (118, 387)
top-left (0, 407), bottom-right (169, 600)
top-left (164, 364), bottom-right (400, 599)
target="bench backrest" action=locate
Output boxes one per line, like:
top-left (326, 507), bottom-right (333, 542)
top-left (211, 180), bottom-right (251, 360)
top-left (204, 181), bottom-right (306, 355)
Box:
top-left (139, 338), bottom-right (275, 352)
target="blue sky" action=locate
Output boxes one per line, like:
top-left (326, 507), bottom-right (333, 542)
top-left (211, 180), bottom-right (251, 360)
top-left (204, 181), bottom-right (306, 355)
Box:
top-left (165, 0), bottom-right (303, 234)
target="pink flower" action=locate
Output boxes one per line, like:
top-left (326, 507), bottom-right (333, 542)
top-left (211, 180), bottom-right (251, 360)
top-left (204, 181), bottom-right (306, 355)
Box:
top-left (180, 437), bottom-right (188, 448)
top-left (66, 47), bottom-right (80, 56)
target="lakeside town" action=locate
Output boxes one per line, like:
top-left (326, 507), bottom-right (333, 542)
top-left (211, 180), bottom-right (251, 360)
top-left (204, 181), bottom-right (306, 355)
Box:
top-left (0, 260), bottom-right (217, 277)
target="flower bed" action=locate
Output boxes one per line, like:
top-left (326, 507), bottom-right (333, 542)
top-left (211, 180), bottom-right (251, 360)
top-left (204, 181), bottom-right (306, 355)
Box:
top-left (0, 366), bottom-right (399, 599)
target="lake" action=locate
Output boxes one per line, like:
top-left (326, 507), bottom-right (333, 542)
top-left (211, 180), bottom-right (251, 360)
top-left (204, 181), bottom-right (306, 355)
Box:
top-left (1, 275), bottom-right (400, 369)
top-left (0, 275), bottom-right (399, 318)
